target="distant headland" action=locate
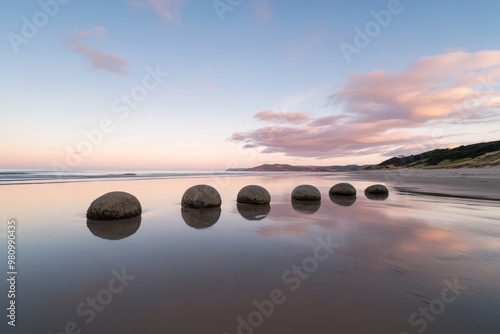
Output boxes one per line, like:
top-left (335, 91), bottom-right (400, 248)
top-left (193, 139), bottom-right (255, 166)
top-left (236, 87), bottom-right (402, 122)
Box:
top-left (228, 140), bottom-right (500, 171)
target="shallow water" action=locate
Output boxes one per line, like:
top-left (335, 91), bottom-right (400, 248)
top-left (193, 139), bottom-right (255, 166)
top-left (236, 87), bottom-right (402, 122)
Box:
top-left (1, 173), bottom-right (499, 334)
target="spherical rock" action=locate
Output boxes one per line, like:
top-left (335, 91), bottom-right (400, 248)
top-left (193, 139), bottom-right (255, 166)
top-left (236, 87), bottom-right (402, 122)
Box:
top-left (329, 183), bottom-right (357, 196)
top-left (86, 191), bottom-right (142, 220)
top-left (237, 185), bottom-right (271, 205)
top-left (291, 185), bottom-right (321, 201)
top-left (365, 184), bottom-right (389, 195)
top-left (181, 185), bottom-right (221, 209)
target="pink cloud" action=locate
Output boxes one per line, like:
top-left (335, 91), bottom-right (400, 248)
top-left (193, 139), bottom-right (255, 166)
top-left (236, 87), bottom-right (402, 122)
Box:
top-left (255, 110), bottom-right (310, 124)
top-left (230, 50), bottom-right (500, 159)
top-left (130, 0), bottom-right (185, 22)
top-left (330, 50), bottom-right (500, 120)
top-left (73, 26), bottom-right (106, 38)
top-left (69, 26), bottom-right (128, 75)
top-left (251, 0), bottom-right (272, 20)
top-left (71, 44), bottom-right (128, 75)
top-left (309, 115), bottom-right (347, 127)
top-left (149, 0), bottom-right (184, 21)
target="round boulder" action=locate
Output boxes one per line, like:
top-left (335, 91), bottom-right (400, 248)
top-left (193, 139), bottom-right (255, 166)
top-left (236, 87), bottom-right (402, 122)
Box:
top-left (86, 191), bottom-right (142, 220)
top-left (237, 185), bottom-right (271, 205)
top-left (291, 185), bottom-right (321, 201)
top-left (365, 184), bottom-right (389, 195)
top-left (329, 183), bottom-right (357, 196)
top-left (182, 185), bottom-right (221, 209)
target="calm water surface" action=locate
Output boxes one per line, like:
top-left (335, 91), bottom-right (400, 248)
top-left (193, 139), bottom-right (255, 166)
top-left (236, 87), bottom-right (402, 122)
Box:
top-left (1, 173), bottom-right (499, 334)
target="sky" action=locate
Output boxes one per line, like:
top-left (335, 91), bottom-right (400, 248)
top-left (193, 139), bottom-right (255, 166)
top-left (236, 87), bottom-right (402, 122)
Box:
top-left (1, 0), bottom-right (499, 171)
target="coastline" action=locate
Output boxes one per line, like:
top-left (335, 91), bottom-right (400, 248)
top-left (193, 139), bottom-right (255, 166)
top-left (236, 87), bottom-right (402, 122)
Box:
top-left (2, 167), bottom-right (499, 201)
top-left (343, 167), bottom-right (500, 201)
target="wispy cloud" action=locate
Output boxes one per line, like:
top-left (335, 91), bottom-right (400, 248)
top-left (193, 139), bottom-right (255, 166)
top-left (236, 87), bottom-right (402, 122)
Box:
top-left (68, 26), bottom-right (128, 75)
top-left (129, 0), bottom-right (185, 22)
top-left (255, 110), bottom-right (310, 124)
top-left (73, 26), bottom-right (107, 38)
top-left (70, 44), bottom-right (129, 75)
top-left (230, 50), bottom-right (500, 159)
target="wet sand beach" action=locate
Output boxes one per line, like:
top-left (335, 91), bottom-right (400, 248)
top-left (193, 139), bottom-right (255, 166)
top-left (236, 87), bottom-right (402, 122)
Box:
top-left (345, 167), bottom-right (500, 201)
top-left (1, 172), bottom-right (499, 334)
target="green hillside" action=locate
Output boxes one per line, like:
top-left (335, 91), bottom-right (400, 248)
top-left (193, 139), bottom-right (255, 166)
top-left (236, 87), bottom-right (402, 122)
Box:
top-left (368, 140), bottom-right (500, 169)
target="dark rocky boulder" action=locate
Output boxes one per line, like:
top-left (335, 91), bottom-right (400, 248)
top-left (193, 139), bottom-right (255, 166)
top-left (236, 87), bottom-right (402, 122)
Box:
top-left (86, 191), bottom-right (142, 220)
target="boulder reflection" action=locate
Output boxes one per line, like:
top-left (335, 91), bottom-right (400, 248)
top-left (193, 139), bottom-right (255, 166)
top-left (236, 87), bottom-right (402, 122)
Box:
top-left (86, 216), bottom-right (141, 240)
top-left (291, 199), bottom-right (321, 214)
top-left (329, 194), bottom-right (357, 207)
top-left (365, 193), bottom-right (389, 201)
top-left (237, 203), bottom-right (271, 221)
top-left (181, 207), bottom-right (221, 229)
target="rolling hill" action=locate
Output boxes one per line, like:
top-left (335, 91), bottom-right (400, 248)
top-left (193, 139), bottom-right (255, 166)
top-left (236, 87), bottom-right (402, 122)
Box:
top-left (366, 140), bottom-right (500, 169)
top-left (226, 164), bottom-right (368, 172)
top-left (226, 141), bottom-right (500, 172)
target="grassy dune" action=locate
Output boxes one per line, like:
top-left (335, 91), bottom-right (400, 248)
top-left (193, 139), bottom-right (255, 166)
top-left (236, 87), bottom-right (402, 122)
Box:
top-left (368, 141), bottom-right (500, 169)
